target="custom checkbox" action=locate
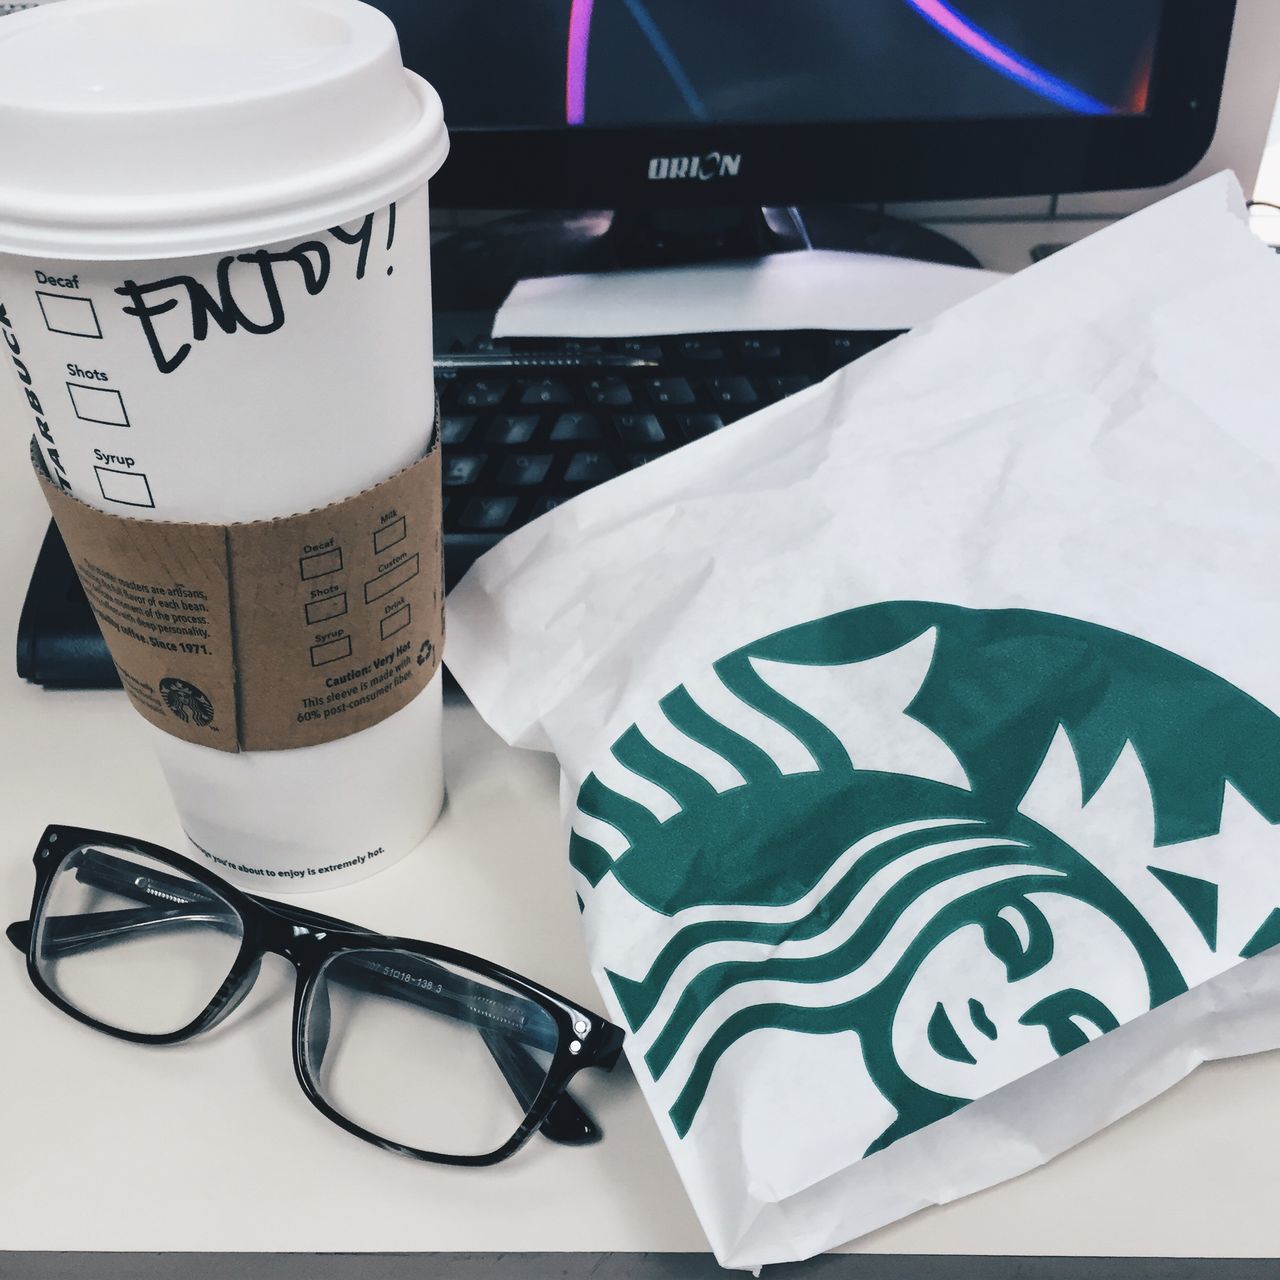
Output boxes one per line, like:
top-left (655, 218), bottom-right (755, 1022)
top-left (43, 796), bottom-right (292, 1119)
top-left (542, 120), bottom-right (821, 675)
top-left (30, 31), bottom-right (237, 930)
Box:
top-left (364, 553), bottom-right (419, 604)
top-left (37, 292), bottom-right (102, 339)
top-left (95, 466), bottom-right (154, 508)
top-left (67, 382), bottom-right (130, 427)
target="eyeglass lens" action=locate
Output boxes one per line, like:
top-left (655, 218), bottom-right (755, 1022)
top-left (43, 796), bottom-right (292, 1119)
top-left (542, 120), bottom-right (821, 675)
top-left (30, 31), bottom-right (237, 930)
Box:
top-left (302, 948), bottom-right (563, 1157)
top-left (33, 842), bottom-right (245, 1037)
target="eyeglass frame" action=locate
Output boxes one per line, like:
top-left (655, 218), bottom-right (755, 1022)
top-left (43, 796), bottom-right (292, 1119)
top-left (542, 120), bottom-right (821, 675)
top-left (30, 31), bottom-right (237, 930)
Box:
top-left (6, 824), bottom-right (626, 1167)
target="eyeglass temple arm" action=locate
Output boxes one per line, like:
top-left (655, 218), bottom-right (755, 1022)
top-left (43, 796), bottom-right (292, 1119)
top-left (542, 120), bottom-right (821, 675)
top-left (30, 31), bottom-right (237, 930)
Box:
top-left (7, 905), bottom-right (234, 956)
top-left (8, 855), bottom-right (609, 1146)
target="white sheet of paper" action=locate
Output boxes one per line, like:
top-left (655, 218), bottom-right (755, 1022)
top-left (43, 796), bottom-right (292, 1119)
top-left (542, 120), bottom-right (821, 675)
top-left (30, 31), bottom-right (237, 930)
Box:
top-left (492, 248), bottom-right (1007, 338)
top-left (449, 174), bottom-right (1280, 1268)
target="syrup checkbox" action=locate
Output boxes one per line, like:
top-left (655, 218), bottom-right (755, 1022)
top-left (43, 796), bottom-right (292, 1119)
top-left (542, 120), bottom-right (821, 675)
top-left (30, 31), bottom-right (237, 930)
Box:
top-left (95, 466), bottom-right (154, 508)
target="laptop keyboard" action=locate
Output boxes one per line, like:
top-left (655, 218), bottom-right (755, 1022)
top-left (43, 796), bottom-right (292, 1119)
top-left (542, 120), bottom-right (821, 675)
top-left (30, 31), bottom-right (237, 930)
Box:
top-left (436, 328), bottom-right (901, 581)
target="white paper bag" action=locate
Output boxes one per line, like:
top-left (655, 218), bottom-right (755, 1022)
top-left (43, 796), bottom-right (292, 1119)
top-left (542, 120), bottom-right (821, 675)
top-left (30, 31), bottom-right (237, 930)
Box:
top-left (445, 174), bottom-right (1280, 1268)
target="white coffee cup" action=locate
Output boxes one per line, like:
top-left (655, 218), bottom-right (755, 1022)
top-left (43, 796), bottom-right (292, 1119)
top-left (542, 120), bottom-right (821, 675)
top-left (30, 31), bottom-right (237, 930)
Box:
top-left (0, 0), bottom-right (450, 889)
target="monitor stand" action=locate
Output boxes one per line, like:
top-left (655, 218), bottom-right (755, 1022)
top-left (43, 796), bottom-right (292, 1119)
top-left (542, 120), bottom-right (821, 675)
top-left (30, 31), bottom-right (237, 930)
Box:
top-left (431, 204), bottom-right (979, 313)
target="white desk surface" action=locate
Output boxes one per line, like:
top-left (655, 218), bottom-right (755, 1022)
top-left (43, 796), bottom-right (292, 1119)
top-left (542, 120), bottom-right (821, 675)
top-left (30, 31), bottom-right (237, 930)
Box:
top-left (4, 221), bottom-right (1280, 1263)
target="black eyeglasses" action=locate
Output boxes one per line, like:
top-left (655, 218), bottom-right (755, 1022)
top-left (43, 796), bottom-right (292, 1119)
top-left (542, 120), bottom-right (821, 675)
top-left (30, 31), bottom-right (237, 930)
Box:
top-left (6, 825), bottom-right (624, 1166)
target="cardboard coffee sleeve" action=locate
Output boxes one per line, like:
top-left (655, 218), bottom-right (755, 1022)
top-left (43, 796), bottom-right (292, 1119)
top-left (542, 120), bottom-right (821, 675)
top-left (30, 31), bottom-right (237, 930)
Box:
top-left (34, 439), bottom-right (442, 753)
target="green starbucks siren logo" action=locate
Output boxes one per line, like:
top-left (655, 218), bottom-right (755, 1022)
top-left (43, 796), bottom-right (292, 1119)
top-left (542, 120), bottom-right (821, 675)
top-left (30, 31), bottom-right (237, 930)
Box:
top-left (570, 603), bottom-right (1280, 1150)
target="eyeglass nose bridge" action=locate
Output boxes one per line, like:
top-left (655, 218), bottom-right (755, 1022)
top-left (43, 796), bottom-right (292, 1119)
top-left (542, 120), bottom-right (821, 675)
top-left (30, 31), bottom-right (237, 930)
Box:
top-left (251, 898), bottom-right (361, 967)
top-left (256, 917), bottom-right (334, 967)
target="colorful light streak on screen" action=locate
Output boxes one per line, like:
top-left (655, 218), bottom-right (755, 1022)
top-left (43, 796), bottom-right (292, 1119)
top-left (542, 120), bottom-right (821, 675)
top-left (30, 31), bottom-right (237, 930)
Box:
top-left (566, 0), bottom-right (1136, 125)
top-left (566, 0), bottom-right (594, 125)
top-left (902, 0), bottom-right (1117, 115)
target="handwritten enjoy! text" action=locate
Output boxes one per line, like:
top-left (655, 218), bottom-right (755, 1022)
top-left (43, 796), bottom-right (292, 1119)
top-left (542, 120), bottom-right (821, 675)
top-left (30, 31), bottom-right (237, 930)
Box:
top-left (115, 205), bottom-right (397, 376)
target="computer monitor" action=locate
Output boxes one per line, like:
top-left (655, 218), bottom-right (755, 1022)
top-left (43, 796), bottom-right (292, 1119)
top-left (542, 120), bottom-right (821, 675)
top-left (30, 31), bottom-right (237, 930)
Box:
top-left (375, 1), bottom-right (1235, 210)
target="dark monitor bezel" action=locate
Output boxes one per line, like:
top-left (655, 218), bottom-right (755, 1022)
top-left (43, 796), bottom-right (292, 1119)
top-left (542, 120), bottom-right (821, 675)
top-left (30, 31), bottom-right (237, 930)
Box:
top-left (427, 0), bottom-right (1236, 209)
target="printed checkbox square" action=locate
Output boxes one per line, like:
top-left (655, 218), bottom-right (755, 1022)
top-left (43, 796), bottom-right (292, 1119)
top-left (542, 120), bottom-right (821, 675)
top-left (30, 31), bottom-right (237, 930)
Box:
top-left (67, 382), bottom-right (129, 427)
top-left (305, 593), bottom-right (348, 625)
top-left (37, 292), bottom-right (102, 339)
top-left (300, 547), bottom-right (343, 580)
top-left (374, 516), bottom-right (407, 554)
top-left (310, 636), bottom-right (352, 667)
top-left (364, 553), bottom-right (419, 604)
top-left (95, 466), bottom-right (154, 508)
top-left (380, 602), bottom-right (411, 640)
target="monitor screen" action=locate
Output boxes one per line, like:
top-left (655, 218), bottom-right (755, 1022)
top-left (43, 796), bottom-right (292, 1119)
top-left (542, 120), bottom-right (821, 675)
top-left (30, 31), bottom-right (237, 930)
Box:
top-left (377, 0), bottom-right (1164, 131)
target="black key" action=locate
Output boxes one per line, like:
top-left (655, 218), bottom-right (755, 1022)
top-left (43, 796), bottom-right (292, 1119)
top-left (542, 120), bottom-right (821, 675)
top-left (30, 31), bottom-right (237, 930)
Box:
top-left (678, 413), bottom-right (724, 439)
top-left (551, 412), bottom-right (602, 442)
top-left (486, 414), bottom-right (540, 445)
top-left (562, 339), bottom-right (604, 354)
top-left (441, 415), bottom-right (476, 445)
top-left (565, 452), bottom-right (618, 484)
top-left (824, 333), bottom-right (886, 364)
top-left (646, 377), bottom-right (696, 406)
top-left (497, 454), bottom-right (553, 486)
top-left (765, 374), bottom-right (816, 399)
top-left (459, 497), bottom-right (518, 530)
top-left (620, 339), bottom-right (663, 360)
top-left (469, 338), bottom-right (512, 354)
top-left (709, 376), bottom-right (759, 407)
top-left (676, 337), bottom-right (725, 361)
top-left (519, 378), bottom-right (574, 406)
top-left (532, 496), bottom-right (566, 517)
top-left (740, 335), bottom-right (785, 360)
top-left (616, 413), bottom-right (665, 446)
top-left (586, 377), bottom-right (634, 407)
top-left (628, 453), bottom-right (662, 470)
top-left (444, 454), bottom-right (484, 487)
top-left (456, 378), bottom-right (510, 409)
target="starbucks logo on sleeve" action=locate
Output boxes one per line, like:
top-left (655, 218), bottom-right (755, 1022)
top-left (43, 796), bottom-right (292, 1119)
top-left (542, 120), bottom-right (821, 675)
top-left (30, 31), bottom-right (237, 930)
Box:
top-left (570, 603), bottom-right (1280, 1152)
top-left (159, 677), bottom-right (215, 728)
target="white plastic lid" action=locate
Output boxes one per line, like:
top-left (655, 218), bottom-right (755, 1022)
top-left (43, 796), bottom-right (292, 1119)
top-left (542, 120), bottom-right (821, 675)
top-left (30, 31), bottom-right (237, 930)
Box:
top-left (0, 0), bottom-right (448, 259)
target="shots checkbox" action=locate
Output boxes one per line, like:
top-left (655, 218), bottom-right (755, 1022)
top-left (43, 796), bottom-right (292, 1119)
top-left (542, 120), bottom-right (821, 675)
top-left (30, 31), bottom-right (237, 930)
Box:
top-left (67, 382), bottom-right (130, 427)
top-left (37, 291), bottom-right (102, 339)
top-left (305, 593), bottom-right (348, 626)
top-left (95, 466), bottom-right (154, 508)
